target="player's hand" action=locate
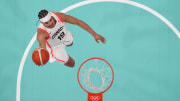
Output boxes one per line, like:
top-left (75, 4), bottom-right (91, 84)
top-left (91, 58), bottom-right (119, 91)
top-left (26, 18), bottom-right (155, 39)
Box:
top-left (94, 34), bottom-right (106, 44)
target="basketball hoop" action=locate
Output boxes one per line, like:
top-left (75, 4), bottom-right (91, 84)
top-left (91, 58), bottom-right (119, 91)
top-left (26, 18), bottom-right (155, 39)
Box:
top-left (77, 57), bottom-right (114, 101)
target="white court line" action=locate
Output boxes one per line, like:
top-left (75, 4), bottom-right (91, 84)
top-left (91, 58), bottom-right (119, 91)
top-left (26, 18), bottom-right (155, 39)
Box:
top-left (61, 0), bottom-right (180, 38)
top-left (16, 0), bottom-right (180, 101)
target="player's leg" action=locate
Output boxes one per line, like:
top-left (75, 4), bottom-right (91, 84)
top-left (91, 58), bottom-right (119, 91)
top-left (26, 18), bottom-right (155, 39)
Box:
top-left (64, 56), bottom-right (75, 67)
top-left (52, 45), bottom-right (75, 67)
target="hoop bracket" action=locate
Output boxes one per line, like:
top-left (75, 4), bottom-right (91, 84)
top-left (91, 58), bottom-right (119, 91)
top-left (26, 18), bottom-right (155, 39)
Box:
top-left (88, 93), bottom-right (102, 101)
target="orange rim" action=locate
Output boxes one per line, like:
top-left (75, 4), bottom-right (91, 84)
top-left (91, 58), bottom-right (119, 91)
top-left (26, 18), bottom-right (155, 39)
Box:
top-left (77, 57), bottom-right (114, 94)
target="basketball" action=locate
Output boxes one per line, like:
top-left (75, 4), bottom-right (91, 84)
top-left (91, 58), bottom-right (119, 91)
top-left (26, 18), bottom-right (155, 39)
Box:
top-left (32, 48), bottom-right (50, 66)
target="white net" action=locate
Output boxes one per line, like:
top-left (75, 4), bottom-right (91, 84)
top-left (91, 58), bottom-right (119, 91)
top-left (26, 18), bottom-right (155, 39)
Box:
top-left (78, 58), bottom-right (113, 93)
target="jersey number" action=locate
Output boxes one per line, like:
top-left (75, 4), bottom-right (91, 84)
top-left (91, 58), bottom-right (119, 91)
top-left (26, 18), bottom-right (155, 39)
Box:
top-left (58, 32), bottom-right (65, 41)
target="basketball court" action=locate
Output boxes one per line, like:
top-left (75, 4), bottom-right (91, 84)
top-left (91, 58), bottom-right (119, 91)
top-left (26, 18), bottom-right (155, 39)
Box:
top-left (1, 0), bottom-right (180, 101)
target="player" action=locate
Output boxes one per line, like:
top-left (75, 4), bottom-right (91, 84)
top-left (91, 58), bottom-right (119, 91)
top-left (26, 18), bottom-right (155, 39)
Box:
top-left (37, 9), bottom-right (106, 67)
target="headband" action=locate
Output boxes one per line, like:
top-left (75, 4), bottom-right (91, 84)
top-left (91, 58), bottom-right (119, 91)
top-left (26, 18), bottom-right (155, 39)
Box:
top-left (40, 13), bottom-right (51, 22)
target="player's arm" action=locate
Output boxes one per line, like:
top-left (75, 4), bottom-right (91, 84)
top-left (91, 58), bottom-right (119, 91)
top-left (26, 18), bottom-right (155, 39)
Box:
top-left (57, 13), bottom-right (106, 44)
top-left (37, 30), bottom-right (48, 49)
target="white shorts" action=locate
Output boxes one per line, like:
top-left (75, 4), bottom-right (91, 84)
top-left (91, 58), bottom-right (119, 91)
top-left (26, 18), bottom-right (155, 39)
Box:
top-left (47, 31), bottom-right (73, 64)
